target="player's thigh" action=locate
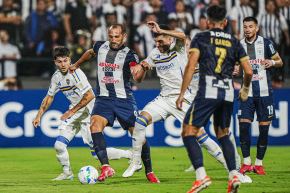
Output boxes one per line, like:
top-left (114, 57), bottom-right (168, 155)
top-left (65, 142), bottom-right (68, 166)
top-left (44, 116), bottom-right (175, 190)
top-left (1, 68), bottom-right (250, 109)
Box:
top-left (183, 98), bottom-right (219, 128)
top-left (57, 123), bottom-right (78, 144)
top-left (142, 96), bottom-right (169, 123)
top-left (238, 97), bottom-right (255, 122)
top-left (91, 97), bottom-right (115, 127)
top-left (213, 101), bottom-right (233, 138)
top-left (115, 98), bottom-right (139, 130)
top-left (79, 122), bottom-right (93, 147)
top-left (166, 96), bottom-right (190, 123)
top-left (255, 96), bottom-right (275, 122)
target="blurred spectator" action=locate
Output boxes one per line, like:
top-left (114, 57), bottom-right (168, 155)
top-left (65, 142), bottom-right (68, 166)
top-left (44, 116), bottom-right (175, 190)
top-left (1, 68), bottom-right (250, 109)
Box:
top-left (70, 29), bottom-right (92, 76)
top-left (193, 0), bottom-right (220, 27)
top-left (258, 0), bottom-right (290, 87)
top-left (0, 0), bottom-right (22, 44)
top-left (148, 0), bottom-right (168, 24)
top-left (168, 14), bottom-right (184, 31)
top-left (63, 0), bottom-right (93, 44)
top-left (132, 0), bottom-right (152, 26)
top-left (133, 12), bottom-right (156, 60)
top-left (229, 0), bottom-right (253, 39)
top-left (92, 12), bottom-right (117, 42)
top-left (0, 77), bottom-right (22, 90)
top-left (23, 0), bottom-right (58, 56)
top-left (168, 0), bottom-right (193, 34)
top-left (0, 30), bottom-right (21, 79)
top-left (96, 0), bottom-right (127, 27)
top-left (190, 15), bottom-right (207, 39)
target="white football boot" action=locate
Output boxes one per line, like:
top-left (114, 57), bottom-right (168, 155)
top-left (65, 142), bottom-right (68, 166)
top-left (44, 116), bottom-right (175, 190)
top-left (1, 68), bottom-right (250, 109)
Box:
top-left (122, 158), bottom-right (142, 177)
top-left (52, 170), bottom-right (74, 181)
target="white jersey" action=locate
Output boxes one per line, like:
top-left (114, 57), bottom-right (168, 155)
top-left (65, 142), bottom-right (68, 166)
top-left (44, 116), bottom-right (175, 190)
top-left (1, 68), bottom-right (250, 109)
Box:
top-left (145, 40), bottom-right (191, 98)
top-left (48, 68), bottom-right (94, 112)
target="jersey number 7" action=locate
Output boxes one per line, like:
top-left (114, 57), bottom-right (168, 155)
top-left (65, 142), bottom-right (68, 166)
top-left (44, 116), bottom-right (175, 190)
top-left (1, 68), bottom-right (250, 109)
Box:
top-left (215, 47), bottom-right (227, 73)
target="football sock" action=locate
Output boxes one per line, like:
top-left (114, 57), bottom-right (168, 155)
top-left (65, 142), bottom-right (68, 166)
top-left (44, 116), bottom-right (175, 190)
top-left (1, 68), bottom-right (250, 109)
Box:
top-left (218, 135), bottom-right (236, 171)
top-left (197, 133), bottom-right (227, 169)
top-left (257, 125), bottom-right (270, 160)
top-left (54, 137), bottom-right (71, 172)
top-left (255, 158), bottom-right (263, 166)
top-left (239, 122), bottom-right (251, 159)
top-left (141, 140), bottom-right (152, 174)
top-left (229, 131), bottom-right (241, 169)
top-left (243, 157), bottom-right (251, 165)
top-left (133, 115), bottom-right (148, 162)
top-left (106, 147), bottom-right (132, 160)
top-left (183, 136), bottom-right (204, 170)
top-left (196, 167), bottom-right (207, 180)
top-left (91, 132), bottom-right (109, 165)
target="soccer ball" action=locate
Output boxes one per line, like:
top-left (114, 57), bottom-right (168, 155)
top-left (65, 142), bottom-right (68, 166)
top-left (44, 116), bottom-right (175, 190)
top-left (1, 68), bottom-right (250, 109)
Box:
top-left (78, 165), bottom-right (98, 184)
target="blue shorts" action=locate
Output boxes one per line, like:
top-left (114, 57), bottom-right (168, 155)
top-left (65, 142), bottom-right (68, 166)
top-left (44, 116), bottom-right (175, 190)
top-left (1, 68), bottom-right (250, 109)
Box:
top-left (184, 98), bottom-right (233, 129)
top-left (238, 96), bottom-right (275, 122)
top-left (92, 96), bottom-right (138, 130)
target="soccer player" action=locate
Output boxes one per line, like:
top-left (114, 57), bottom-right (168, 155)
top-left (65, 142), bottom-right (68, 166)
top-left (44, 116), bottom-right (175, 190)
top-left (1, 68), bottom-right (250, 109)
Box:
top-left (238, 17), bottom-right (283, 175)
top-left (32, 47), bottom-right (132, 181)
top-left (176, 5), bottom-right (253, 193)
top-left (123, 21), bottom-right (229, 182)
top-left (69, 24), bottom-right (147, 182)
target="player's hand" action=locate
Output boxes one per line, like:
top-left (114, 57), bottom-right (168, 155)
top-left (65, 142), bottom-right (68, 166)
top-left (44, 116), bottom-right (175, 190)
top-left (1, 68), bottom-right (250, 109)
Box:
top-left (32, 117), bottom-right (41, 128)
top-left (69, 64), bottom-right (78, 73)
top-left (232, 65), bottom-right (240, 76)
top-left (147, 21), bottom-right (161, 34)
top-left (140, 61), bottom-right (151, 71)
top-left (61, 110), bottom-right (75, 121)
top-left (261, 59), bottom-right (274, 68)
top-left (239, 86), bottom-right (250, 101)
top-left (176, 95), bottom-right (184, 110)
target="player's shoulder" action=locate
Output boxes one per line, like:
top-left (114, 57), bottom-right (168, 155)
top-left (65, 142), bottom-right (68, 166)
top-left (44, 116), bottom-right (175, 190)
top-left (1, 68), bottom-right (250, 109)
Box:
top-left (261, 36), bottom-right (273, 46)
top-left (193, 31), bottom-right (209, 40)
top-left (51, 70), bottom-right (62, 81)
top-left (148, 48), bottom-right (161, 59)
top-left (125, 48), bottom-right (140, 63)
top-left (93, 41), bottom-right (107, 51)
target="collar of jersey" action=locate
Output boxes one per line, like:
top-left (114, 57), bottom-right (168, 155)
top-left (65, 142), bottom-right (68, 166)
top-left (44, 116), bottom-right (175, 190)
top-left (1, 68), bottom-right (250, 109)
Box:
top-left (245, 35), bottom-right (258, 45)
top-left (109, 44), bottom-right (125, 51)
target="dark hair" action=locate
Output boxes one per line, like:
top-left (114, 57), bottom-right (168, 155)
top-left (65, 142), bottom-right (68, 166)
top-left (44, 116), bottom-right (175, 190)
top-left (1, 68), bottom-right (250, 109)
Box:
top-left (108, 24), bottom-right (126, 34)
top-left (206, 5), bottom-right (227, 22)
top-left (243, 16), bottom-right (258, 24)
top-left (53, 46), bottom-right (70, 60)
top-left (153, 24), bottom-right (171, 37)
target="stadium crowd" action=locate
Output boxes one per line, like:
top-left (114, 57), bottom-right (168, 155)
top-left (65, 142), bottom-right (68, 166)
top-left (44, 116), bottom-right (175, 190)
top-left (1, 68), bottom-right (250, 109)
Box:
top-left (0, 0), bottom-right (289, 89)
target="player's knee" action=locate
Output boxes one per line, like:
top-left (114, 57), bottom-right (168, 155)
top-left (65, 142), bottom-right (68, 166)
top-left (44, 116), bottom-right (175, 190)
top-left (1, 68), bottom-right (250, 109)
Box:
top-left (54, 140), bottom-right (67, 153)
top-left (259, 121), bottom-right (270, 126)
top-left (239, 118), bottom-right (252, 123)
top-left (139, 112), bottom-right (152, 125)
top-left (182, 124), bottom-right (199, 137)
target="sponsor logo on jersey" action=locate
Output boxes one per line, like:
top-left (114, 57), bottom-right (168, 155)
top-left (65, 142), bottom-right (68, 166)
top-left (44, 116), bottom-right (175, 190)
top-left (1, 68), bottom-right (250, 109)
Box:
top-left (99, 62), bottom-right (120, 72)
top-left (66, 79), bottom-right (70, 85)
top-left (101, 76), bottom-right (120, 84)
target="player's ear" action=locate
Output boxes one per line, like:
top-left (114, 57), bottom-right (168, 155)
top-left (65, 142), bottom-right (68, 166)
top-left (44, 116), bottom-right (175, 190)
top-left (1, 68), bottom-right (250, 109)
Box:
top-left (256, 26), bottom-right (259, 33)
top-left (223, 19), bottom-right (228, 27)
top-left (122, 33), bottom-right (127, 43)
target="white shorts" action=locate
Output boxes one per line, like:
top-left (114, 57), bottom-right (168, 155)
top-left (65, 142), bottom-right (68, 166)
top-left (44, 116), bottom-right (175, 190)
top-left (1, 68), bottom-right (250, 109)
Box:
top-left (142, 95), bottom-right (192, 123)
top-left (58, 106), bottom-right (93, 147)
top-left (0, 61), bottom-right (16, 78)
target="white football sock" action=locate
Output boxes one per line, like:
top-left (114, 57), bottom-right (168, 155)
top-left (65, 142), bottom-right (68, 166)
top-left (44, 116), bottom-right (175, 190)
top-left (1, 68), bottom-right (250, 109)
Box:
top-left (196, 167), bottom-right (207, 180)
top-left (243, 157), bottom-right (251, 165)
top-left (255, 158), bottom-right (263, 166)
top-left (199, 134), bottom-right (228, 170)
top-left (132, 119), bottom-right (147, 163)
top-left (54, 141), bottom-right (71, 172)
top-left (229, 131), bottom-right (241, 169)
top-left (229, 169), bottom-right (239, 180)
top-left (106, 147), bottom-right (132, 160)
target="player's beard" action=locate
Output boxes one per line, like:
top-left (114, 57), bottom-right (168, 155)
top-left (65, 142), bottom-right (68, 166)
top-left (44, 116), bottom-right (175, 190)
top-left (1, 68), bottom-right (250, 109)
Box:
top-left (159, 44), bottom-right (170, 53)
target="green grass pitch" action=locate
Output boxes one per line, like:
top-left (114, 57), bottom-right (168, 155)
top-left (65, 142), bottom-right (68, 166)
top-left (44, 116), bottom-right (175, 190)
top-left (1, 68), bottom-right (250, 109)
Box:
top-left (0, 147), bottom-right (290, 193)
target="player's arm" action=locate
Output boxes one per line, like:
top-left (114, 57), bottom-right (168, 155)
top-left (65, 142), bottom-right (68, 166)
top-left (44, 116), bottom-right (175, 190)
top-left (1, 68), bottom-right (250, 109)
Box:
top-left (69, 49), bottom-right (96, 72)
top-left (261, 40), bottom-right (283, 68)
top-left (239, 57), bottom-right (253, 101)
top-left (176, 49), bottom-right (199, 110)
top-left (131, 61), bottom-right (149, 83)
top-left (147, 21), bottom-right (186, 44)
top-left (61, 89), bottom-right (95, 121)
top-left (32, 95), bottom-right (54, 127)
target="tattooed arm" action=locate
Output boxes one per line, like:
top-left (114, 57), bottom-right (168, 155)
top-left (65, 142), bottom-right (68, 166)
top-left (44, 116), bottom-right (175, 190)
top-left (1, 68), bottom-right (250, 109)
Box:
top-left (60, 89), bottom-right (95, 121)
top-left (32, 95), bottom-right (54, 127)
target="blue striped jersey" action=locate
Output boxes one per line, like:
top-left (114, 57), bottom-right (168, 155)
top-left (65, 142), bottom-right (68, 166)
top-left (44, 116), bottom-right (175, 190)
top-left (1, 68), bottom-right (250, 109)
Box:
top-left (240, 36), bottom-right (277, 97)
top-left (48, 68), bottom-right (94, 110)
top-left (190, 28), bottom-right (248, 102)
top-left (93, 41), bottom-right (139, 99)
